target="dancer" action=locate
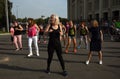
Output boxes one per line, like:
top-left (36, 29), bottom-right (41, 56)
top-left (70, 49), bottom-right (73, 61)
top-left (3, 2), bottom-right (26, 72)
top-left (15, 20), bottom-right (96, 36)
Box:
top-left (65, 20), bottom-right (77, 53)
top-left (86, 20), bottom-right (103, 65)
top-left (77, 21), bottom-right (89, 49)
top-left (13, 21), bottom-right (23, 51)
top-left (44, 14), bottom-right (68, 77)
top-left (27, 18), bottom-right (40, 57)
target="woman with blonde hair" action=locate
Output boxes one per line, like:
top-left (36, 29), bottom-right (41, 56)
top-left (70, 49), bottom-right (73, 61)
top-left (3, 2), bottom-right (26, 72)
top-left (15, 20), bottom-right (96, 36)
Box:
top-left (44, 14), bottom-right (68, 77)
top-left (86, 20), bottom-right (103, 65)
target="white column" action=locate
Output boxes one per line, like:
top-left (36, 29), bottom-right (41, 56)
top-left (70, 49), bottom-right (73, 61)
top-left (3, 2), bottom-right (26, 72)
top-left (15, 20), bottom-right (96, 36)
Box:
top-left (83, 0), bottom-right (87, 20)
top-left (99, 0), bottom-right (102, 21)
top-left (108, 0), bottom-right (112, 21)
top-left (75, 0), bottom-right (78, 20)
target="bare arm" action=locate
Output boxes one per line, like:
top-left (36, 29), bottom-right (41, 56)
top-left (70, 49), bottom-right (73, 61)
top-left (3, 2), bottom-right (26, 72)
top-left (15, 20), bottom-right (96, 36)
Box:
top-left (13, 25), bottom-right (22, 31)
top-left (44, 24), bottom-right (50, 32)
top-left (17, 25), bottom-right (23, 31)
top-left (74, 25), bottom-right (76, 32)
top-left (59, 25), bottom-right (63, 36)
top-left (44, 24), bottom-right (51, 34)
top-left (85, 26), bottom-right (89, 34)
top-left (35, 24), bottom-right (40, 32)
top-left (62, 25), bottom-right (66, 33)
top-left (100, 30), bottom-right (103, 42)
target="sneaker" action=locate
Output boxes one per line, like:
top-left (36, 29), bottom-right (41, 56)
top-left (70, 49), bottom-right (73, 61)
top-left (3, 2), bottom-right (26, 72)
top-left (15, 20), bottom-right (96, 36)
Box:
top-left (65, 49), bottom-right (68, 53)
top-left (20, 48), bottom-right (23, 50)
top-left (46, 70), bottom-right (50, 75)
top-left (62, 71), bottom-right (68, 77)
top-left (86, 60), bottom-right (89, 65)
top-left (44, 41), bottom-right (47, 44)
top-left (15, 48), bottom-right (19, 51)
top-left (36, 53), bottom-right (40, 56)
top-left (99, 61), bottom-right (103, 65)
top-left (27, 53), bottom-right (33, 57)
top-left (77, 45), bottom-right (80, 49)
top-left (73, 49), bottom-right (77, 53)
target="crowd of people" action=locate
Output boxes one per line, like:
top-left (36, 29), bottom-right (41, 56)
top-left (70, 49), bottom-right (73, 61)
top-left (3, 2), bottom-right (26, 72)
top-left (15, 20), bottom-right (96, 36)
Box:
top-left (9, 14), bottom-right (120, 77)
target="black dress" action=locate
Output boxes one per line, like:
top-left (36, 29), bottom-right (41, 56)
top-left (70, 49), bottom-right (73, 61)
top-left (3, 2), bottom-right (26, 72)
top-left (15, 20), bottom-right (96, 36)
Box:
top-left (89, 27), bottom-right (101, 51)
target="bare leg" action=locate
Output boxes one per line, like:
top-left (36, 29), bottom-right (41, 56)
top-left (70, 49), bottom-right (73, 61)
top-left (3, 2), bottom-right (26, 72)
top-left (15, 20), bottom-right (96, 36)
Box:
top-left (86, 51), bottom-right (92, 64)
top-left (98, 51), bottom-right (103, 64)
top-left (87, 51), bottom-right (92, 61)
top-left (98, 51), bottom-right (102, 61)
top-left (73, 37), bottom-right (77, 53)
top-left (65, 37), bottom-right (71, 53)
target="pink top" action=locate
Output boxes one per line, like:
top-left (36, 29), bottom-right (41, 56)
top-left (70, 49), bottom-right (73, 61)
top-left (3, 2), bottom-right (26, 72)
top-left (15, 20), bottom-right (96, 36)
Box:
top-left (10, 27), bottom-right (14, 36)
top-left (28, 25), bottom-right (37, 37)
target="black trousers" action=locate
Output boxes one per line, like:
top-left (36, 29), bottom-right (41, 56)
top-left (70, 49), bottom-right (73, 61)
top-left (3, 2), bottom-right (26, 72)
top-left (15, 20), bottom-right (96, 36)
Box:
top-left (47, 40), bottom-right (65, 71)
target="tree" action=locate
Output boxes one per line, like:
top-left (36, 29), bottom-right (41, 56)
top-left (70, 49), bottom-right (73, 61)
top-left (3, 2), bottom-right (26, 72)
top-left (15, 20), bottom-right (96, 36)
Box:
top-left (0, 0), bottom-right (13, 31)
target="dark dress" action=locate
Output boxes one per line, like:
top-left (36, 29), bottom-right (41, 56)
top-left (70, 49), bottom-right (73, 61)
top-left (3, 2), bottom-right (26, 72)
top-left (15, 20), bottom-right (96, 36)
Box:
top-left (89, 27), bottom-right (101, 51)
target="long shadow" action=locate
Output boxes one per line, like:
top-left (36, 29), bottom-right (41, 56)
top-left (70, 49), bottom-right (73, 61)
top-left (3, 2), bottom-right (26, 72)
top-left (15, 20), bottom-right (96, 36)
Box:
top-left (62, 51), bottom-right (88, 56)
top-left (103, 47), bottom-right (120, 49)
top-left (104, 55), bottom-right (120, 58)
top-left (63, 51), bottom-right (120, 58)
top-left (103, 50), bottom-right (120, 54)
top-left (0, 48), bottom-right (15, 50)
top-left (0, 42), bottom-right (11, 45)
top-left (107, 65), bottom-right (120, 69)
top-left (0, 64), bottom-right (45, 72)
top-left (0, 52), bottom-right (27, 56)
top-left (25, 56), bottom-right (85, 64)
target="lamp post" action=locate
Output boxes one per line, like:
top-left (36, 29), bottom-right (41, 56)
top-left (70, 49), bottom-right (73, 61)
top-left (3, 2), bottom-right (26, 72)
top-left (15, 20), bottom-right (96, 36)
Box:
top-left (5, 0), bottom-right (9, 32)
top-left (16, 5), bottom-right (19, 19)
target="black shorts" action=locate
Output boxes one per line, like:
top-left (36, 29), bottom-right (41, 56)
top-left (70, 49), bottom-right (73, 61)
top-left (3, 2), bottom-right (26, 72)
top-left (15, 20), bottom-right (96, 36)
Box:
top-left (39, 32), bottom-right (44, 35)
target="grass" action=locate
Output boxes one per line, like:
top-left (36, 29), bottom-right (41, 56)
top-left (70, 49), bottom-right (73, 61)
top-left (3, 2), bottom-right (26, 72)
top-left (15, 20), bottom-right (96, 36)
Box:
top-left (0, 31), bottom-right (9, 35)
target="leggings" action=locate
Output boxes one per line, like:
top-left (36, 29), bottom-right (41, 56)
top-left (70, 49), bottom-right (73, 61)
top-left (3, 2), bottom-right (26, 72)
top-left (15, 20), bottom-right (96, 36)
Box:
top-left (28, 36), bottom-right (39, 53)
top-left (47, 42), bottom-right (65, 71)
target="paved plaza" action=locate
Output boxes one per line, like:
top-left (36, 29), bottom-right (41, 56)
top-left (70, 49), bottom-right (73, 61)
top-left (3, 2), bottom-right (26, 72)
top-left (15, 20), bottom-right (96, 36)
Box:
top-left (0, 34), bottom-right (120, 79)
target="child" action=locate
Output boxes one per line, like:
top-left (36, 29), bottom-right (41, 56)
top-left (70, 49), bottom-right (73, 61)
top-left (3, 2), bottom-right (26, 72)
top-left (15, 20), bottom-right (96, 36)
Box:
top-left (10, 25), bottom-right (14, 44)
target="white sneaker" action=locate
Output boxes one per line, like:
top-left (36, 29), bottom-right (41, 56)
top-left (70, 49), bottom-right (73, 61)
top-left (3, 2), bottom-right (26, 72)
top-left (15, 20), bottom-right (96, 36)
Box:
top-left (27, 53), bottom-right (33, 57)
top-left (99, 61), bottom-right (103, 65)
top-left (86, 60), bottom-right (89, 65)
top-left (36, 53), bottom-right (40, 56)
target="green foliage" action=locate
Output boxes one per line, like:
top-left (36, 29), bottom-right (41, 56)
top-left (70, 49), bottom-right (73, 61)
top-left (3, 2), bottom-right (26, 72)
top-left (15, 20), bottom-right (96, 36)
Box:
top-left (0, 0), bottom-right (13, 31)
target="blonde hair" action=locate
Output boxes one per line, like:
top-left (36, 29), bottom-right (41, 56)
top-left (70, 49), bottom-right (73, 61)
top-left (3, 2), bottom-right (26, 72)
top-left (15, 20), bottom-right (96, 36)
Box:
top-left (48, 14), bottom-right (60, 25)
top-left (92, 20), bottom-right (99, 27)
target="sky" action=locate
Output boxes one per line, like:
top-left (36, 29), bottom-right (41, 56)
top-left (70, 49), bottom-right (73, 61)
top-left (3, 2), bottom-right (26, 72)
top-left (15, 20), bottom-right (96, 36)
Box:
top-left (10, 0), bottom-right (67, 19)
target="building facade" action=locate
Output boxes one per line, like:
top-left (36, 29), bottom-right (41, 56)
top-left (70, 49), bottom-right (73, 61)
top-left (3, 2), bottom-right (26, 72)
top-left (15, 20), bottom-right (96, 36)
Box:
top-left (67, 0), bottom-right (120, 21)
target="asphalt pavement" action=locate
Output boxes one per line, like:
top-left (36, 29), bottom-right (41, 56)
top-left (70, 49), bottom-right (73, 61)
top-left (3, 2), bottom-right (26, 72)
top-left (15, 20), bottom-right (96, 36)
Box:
top-left (0, 34), bottom-right (120, 79)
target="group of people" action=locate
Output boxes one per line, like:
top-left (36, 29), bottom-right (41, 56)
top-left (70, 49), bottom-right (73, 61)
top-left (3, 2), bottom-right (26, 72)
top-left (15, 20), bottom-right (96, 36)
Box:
top-left (10, 14), bottom-right (103, 77)
top-left (63, 19), bottom-right (103, 65)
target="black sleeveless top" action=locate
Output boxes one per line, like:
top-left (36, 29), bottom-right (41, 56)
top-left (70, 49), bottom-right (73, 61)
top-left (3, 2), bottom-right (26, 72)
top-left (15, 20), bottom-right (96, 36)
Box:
top-left (90, 27), bottom-right (101, 41)
top-left (49, 25), bottom-right (60, 41)
top-left (68, 26), bottom-right (75, 36)
top-left (14, 25), bottom-right (22, 35)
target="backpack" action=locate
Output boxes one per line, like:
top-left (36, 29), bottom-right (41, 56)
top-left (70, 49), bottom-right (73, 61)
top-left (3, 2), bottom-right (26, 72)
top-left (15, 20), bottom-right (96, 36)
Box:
top-left (28, 25), bottom-right (37, 37)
